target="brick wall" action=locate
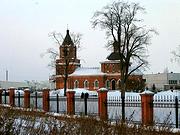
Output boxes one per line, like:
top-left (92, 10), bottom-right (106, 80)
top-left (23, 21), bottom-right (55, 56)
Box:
top-left (55, 74), bottom-right (143, 91)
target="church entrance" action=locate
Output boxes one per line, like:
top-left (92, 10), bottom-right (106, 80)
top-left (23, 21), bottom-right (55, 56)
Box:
top-left (111, 80), bottom-right (116, 90)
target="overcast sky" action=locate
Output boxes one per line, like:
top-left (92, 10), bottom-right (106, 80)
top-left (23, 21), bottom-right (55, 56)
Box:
top-left (0, 0), bottom-right (180, 82)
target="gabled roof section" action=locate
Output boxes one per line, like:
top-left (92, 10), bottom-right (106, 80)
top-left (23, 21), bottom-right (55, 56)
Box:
top-left (62, 30), bottom-right (74, 46)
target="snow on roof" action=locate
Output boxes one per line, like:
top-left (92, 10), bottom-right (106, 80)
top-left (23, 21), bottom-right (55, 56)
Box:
top-left (69, 65), bottom-right (142, 76)
top-left (69, 67), bottom-right (105, 76)
top-left (100, 60), bottom-right (120, 64)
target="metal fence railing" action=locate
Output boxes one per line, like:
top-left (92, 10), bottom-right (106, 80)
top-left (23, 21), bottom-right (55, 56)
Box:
top-left (49, 95), bottom-right (67, 114)
top-left (74, 96), bottom-right (98, 116)
top-left (107, 97), bottom-right (141, 123)
top-left (1, 89), bottom-right (180, 128)
top-left (107, 95), bottom-right (180, 128)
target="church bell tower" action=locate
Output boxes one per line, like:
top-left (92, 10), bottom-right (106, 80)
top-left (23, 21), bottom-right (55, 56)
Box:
top-left (56, 30), bottom-right (81, 76)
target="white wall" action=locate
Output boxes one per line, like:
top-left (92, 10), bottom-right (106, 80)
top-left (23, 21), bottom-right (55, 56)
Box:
top-left (143, 73), bottom-right (168, 90)
top-left (143, 73), bottom-right (180, 90)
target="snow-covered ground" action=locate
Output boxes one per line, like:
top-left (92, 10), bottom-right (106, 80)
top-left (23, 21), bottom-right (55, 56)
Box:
top-left (50, 88), bottom-right (97, 97)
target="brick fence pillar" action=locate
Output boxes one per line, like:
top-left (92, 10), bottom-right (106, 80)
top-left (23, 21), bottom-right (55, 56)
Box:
top-left (9, 87), bottom-right (15, 106)
top-left (66, 90), bottom-right (75, 115)
top-left (98, 88), bottom-right (108, 120)
top-left (24, 89), bottom-right (30, 108)
top-left (43, 88), bottom-right (50, 112)
top-left (0, 88), bottom-right (3, 104)
top-left (140, 90), bottom-right (154, 125)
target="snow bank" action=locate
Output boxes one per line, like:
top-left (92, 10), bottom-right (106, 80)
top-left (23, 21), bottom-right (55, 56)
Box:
top-left (47, 88), bottom-right (180, 101)
top-left (154, 90), bottom-right (180, 102)
top-left (15, 90), bottom-right (24, 95)
top-left (155, 90), bottom-right (180, 96)
top-left (107, 90), bottom-right (140, 97)
top-left (50, 88), bottom-right (97, 96)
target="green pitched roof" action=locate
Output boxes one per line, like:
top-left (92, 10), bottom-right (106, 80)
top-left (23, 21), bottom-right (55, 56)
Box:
top-left (107, 52), bottom-right (121, 60)
top-left (62, 30), bottom-right (74, 45)
top-left (107, 41), bottom-right (121, 60)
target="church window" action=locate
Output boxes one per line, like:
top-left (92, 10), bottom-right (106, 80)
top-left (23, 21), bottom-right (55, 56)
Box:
top-left (106, 80), bottom-right (110, 89)
top-left (84, 80), bottom-right (89, 89)
top-left (118, 79), bottom-right (121, 89)
top-left (111, 79), bottom-right (116, 90)
top-left (106, 64), bottom-right (109, 72)
top-left (112, 64), bottom-right (115, 72)
top-left (74, 80), bottom-right (79, 89)
top-left (94, 80), bottom-right (99, 89)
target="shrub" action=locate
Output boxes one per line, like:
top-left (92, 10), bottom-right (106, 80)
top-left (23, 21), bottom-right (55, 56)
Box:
top-left (0, 106), bottom-right (179, 135)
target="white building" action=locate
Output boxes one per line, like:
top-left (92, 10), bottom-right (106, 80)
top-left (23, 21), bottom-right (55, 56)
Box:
top-left (143, 72), bottom-right (180, 90)
top-left (0, 81), bottom-right (28, 89)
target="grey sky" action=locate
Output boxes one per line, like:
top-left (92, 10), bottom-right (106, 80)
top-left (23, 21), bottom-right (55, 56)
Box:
top-left (0, 0), bottom-right (180, 82)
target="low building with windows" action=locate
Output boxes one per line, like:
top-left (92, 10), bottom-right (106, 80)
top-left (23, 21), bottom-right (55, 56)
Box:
top-left (0, 81), bottom-right (28, 89)
top-left (143, 72), bottom-right (180, 90)
top-left (53, 30), bottom-right (144, 91)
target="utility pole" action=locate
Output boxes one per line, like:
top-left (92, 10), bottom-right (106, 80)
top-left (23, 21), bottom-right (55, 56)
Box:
top-left (5, 70), bottom-right (8, 81)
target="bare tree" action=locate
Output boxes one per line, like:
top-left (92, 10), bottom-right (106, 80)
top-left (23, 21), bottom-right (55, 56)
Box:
top-left (91, 1), bottom-right (156, 121)
top-left (172, 45), bottom-right (180, 63)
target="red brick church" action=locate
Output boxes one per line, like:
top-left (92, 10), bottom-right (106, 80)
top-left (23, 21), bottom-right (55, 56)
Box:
top-left (54, 30), bottom-right (144, 91)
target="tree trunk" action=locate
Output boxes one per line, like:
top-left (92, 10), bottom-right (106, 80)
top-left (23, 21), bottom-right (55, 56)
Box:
top-left (120, 67), bottom-right (126, 122)
top-left (64, 77), bottom-right (67, 96)
top-left (121, 83), bottom-right (126, 122)
top-left (64, 59), bottom-right (68, 96)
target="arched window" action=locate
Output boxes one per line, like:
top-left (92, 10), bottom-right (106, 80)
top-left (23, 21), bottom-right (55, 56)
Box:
top-left (117, 79), bottom-right (121, 89)
top-left (94, 80), bottom-right (99, 89)
top-left (74, 80), bottom-right (79, 89)
top-left (111, 79), bottom-right (116, 90)
top-left (106, 64), bottom-right (109, 72)
top-left (84, 80), bottom-right (89, 89)
top-left (112, 64), bottom-right (115, 73)
top-left (105, 80), bottom-right (110, 89)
